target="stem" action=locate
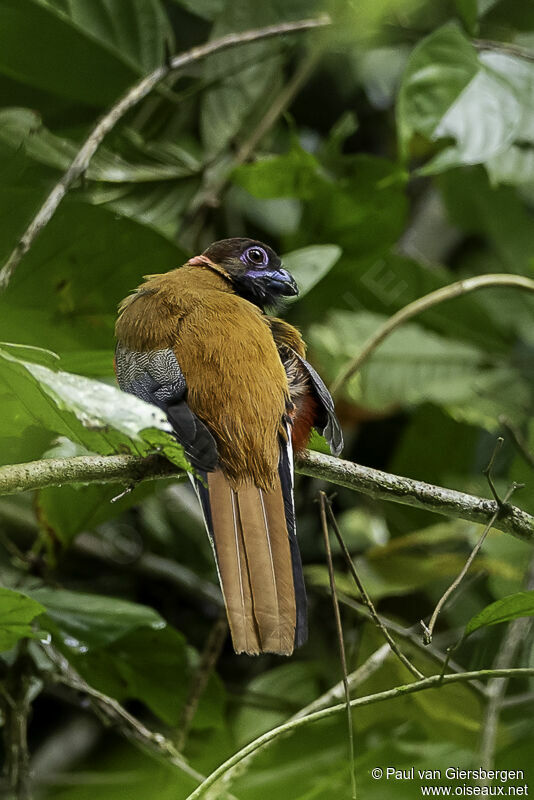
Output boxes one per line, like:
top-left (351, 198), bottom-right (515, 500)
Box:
top-left (324, 496), bottom-right (424, 679)
top-left (0, 646), bottom-right (37, 800)
top-left (318, 492), bottom-right (357, 800)
top-left (329, 274), bottom-right (534, 397)
top-left (0, 15), bottom-right (330, 291)
top-left (184, 667), bottom-right (534, 799)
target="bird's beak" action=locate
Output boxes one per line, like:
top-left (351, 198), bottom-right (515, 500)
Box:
top-left (272, 268), bottom-right (299, 297)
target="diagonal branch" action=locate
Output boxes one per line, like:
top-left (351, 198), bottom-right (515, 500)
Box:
top-left (0, 449), bottom-right (533, 543)
top-left (0, 15), bottom-right (329, 291)
top-left (184, 667), bottom-right (534, 799)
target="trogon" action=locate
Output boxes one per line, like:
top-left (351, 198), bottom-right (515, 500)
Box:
top-left (115, 238), bottom-right (342, 655)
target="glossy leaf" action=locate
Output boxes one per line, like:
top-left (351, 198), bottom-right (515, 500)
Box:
top-left (0, 347), bottom-right (191, 470)
top-left (31, 587), bottom-right (164, 649)
top-left (399, 22), bottom-right (534, 181)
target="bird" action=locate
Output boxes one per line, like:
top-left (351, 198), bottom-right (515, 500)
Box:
top-left (114, 238), bottom-right (342, 655)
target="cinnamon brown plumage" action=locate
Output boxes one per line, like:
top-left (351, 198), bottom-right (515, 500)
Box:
top-left (115, 238), bottom-right (342, 655)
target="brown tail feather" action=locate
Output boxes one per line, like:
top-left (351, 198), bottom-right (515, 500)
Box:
top-left (206, 469), bottom-right (297, 655)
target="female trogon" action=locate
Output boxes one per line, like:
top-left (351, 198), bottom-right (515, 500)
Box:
top-left (115, 238), bottom-right (342, 655)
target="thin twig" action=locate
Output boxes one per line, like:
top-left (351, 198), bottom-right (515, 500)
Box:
top-left (1, 450), bottom-right (534, 544)
top-left (421, 482), bottom-right (521, 646)
top-left (42, 642), bottom-right (205, 784)
top-left (0, 15), bottom-right (329, 291)
top-left (323, 495), bottom-right (424, 680)
top-left (318, 492), bottom-right (356, 800)
top-left (329, 274), bottom-right (534, 397)
top-left (483, 437), bottom-right (504, 506)
top-left (184, 667), bottom-right (534, 800)
top-left (176, 615), bottom-right (228, 751)
top-left (74, 532), bottom-right (223, 609)
top-left (336, 593), bottom-right (488, 698)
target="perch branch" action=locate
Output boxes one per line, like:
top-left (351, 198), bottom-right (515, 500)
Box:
top-left (330, 274), bottom-right (534, 397)
top-left (0, 15), bottom-right (329, 290)
top-left (1, 450), bottom-right (533, 543)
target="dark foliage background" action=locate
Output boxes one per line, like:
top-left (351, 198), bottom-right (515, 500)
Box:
top-left (1, 0), bottom-right (534, 797)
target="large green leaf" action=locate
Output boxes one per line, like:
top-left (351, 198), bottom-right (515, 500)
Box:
top-left (31, 586), bottom-right (225, 729)
top-left (65, 625), bottom-right (225, 728)
top-left (0, 108), bottom-right (194, 182)
top-left (0, 346), bottom-right (191, 469)
top-left (282, 245), bottom-right (342, 300)
top-left (0, 587), bottom-right (44, 652)
top-left (308, 310), bottom-right (510, 414)
top-left (465, 591), bottom-right (534, 636)
top-left (0, 0), bottom-right (171, 106)
top-left (200, 0), bottom-right (283, 155)
top-left (31, 587), bottom-right (163, 649)
top-left (33, 0), bottom-right (173, 73)
top-left (399, 22), bottom-right (534, 183)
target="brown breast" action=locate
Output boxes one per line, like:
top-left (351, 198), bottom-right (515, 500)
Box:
top-left (116, 264), bottom-right (290, 489)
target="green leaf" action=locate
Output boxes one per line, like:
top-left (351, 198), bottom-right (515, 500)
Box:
top-left (31, 587), bottom-right (164, 649)
top-left (465, 591), bottom-right (534, 636)
top-left (398, 22), bottom-right (478, 157)
top-left (38, 0), bottom-right (173, 72)
top-left (399, 22), bottom-right (534, 180)
top-left (0, 347), bottom-right (191, 470)
top-left (309, 310), bottom-right (497, 411)
top-left (282, 245), bottom-right (342, 300)
top-left (0, 0), bottom-right (171, 106)
top-left (66, 625), bottom-right (225, 728)
top-left (36, 480), bottom-right (160, 545)
top-left (30, 587), bottom-right (226, 728)
top-left (233, 144), bottom-right (321, 199)
top-left (0, 587), bottom-right (44, 652)
top-left (201, 0), bottom-right (283, 155)
top-left (0, 108), bottom-right (194, 182)
top-left (169, 0), bottom-right (224, 20)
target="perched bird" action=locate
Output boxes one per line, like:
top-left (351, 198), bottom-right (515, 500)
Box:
top-left (115, 238), bottom-right (342, 655)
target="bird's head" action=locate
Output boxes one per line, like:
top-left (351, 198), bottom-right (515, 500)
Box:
top-left (191, 238), bottom-right (298, 308)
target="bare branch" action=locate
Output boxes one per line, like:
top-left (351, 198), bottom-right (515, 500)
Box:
top-left (1, 449), bottom-right (533, 544)
top-left (329, 274), bottom-right (534, 397)
top-left (0, 15), bottom-right (330, 291)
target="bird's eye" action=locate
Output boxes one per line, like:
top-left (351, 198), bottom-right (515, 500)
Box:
top-left (245, 246), bottom-right (268, 266)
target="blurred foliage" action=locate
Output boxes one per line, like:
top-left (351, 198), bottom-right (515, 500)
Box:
top-left (1, 0), bottom-right (534, 797)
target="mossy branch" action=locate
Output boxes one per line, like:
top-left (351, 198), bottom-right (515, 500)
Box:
top-left (0, 449), bottom-right (532, 543)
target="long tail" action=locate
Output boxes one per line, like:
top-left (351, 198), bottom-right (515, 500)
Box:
top-left (194, 464), bottom-right (307, 655)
